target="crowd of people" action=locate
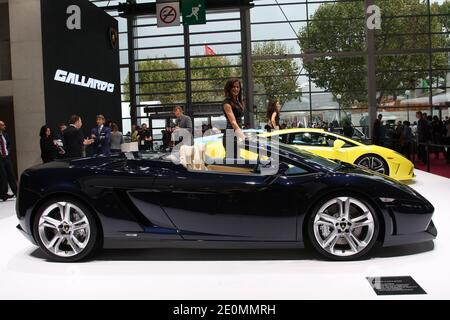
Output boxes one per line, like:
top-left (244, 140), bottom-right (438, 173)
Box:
top-left (373, 112), bottom-right (450, 164)
top-left (39, 114), bottom-right (120, 162)
top-left (39, 105), bottom-right (196, 163)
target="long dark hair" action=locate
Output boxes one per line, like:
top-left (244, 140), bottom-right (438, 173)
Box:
top-left (266, 99), bottom-right (280, 121)
top-left (224, 78), bottom-right (244, 111)
top-left (39, 125), bottom-right (51, 139)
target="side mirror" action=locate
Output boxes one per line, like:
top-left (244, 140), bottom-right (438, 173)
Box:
top-left (333, 139), bottom-right (346, 150)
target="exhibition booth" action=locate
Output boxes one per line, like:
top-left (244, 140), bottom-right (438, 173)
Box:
top-left (0, 0), bottom-right (449, 302)
top-left (0, 170), bottom-right (449, 299)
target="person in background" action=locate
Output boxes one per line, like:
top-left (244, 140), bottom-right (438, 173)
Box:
top-left (445, 120), bottom-right (450, 164)
top-left (0, 120), bottom-right (17, 201)
top-left (162, 126), bottom-right (173, 151)
top-left (54, 123), bottom-right (67, 140)
top-left (265, 99), bottom-right (281, 132)
top-left (416, 111), bottom-right (430, 164)
top-left (63, 115), bottom-right (93, 158)
top-left (411, 121), bottom-right (418, 137)
top-left (173, 106), bottom-right (193, 146)
top-left (54, 123), bottom-right (67, 158)
top-left (91, 114), bottom-right (112, 156)
top-left (131, 124), bottom-right (140, 143)
top-left (444, 116), bottom-right (449, 137)
top-left (400, 121), bottom-right (413, 160)
top-left (110, 123), bottom-right (123, 154)
top-left (372, 114), bottom-right (383, 146)
top-left (393, 121), bottom-right (404, 152)
top-left (39, 125), bottom-right (58, 163)
top-left (342, 119), bottom-right (354, 138)
top-left (431, 115), bottom-right (443, 159)
top-left (139, 123), bottom-right (153, 151)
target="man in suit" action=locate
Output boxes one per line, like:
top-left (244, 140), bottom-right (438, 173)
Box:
top-left (63, 115), bottom-right (93, 158)
top-left (91, 114), bottom-right (111, 156)
top-left (372, 114), bottom-right (383, 146)
top-left (0, 120), bottom-right (17, 201)
top-left (416, 111), bottom-right (431, 164)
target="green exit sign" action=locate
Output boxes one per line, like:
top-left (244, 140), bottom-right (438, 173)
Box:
top-left (181, 0), bottom-right (206, 25)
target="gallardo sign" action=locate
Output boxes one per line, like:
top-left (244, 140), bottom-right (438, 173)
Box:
top-left (54, 69), bottom-right (115, 93)
top-left (41, 0), bottom-right (121, 134)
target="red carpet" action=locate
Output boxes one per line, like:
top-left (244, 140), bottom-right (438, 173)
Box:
top-left (414, 152), bottom-right (450, 179)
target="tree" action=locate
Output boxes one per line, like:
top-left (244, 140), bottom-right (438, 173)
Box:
top-left (298, 0), bottom-right (448, 107)
top-left (252, 41), bottom-right (300, 105)
top-left (123, 59), bottom-right (185, 104)
top-left (251, 41), bottom-right (300, 124)
top-left (191, 55), bottom-right (238, 103)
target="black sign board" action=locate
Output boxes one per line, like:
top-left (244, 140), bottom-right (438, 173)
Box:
top-left (367, 276), bottom-right (427, 296)
top-left (41, 0), bottom-right (121, 136)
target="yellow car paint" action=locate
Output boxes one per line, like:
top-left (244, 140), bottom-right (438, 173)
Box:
top-left (204, 128), bottom-right (414, 181)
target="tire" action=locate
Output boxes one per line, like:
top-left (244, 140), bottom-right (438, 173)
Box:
top-left (33, 197), bottom-right (101, 262)
top-left (355, 154), bottom-right (390, 176)
top-left (307, 194), bottom-right (379, 261)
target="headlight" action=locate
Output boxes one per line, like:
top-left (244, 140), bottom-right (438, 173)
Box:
top-left (379, 197), bottom-right (395, 203)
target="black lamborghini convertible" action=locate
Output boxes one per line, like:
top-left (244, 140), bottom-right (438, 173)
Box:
top-left (16, 142), bottom-right (436, 262)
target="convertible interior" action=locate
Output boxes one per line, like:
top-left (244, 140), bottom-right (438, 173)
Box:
top-left (175, 144), bottom-right (278, 175)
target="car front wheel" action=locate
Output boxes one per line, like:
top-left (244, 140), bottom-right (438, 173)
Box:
top-left (355, 154), bottom-right (389, 176)
top-left (307, 195), bottom-right (379, 261)
top-left (33, 198), bottom-right (100, 262)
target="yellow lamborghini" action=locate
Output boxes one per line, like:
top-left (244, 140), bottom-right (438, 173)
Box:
top-left (202, 128), bottom-right (414, 181)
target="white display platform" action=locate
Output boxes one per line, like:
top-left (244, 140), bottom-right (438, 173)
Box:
top-left (0, 170), bottom-right (449, 300)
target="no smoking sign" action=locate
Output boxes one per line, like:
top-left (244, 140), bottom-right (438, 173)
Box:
top-left (156, 2), bottom-right (180, 27)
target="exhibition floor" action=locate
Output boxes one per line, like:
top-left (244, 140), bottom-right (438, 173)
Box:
top-left (0, 170), bottom-right (449, 300)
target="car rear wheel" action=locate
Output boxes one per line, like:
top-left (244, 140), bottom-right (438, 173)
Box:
top-left (355, 154), bottom-right (389, 175)
top-left (33, 198), bottom-right (100, 262)
top-left (307, 195), bottom-right (379, 261)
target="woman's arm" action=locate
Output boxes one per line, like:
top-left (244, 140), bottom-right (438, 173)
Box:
top-left (271, 112), bottom-right (279, 130)
top-left (223, 103), bottom-right (245, 139)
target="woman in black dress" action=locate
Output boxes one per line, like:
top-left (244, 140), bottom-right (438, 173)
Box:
top-left (265, 99), bottom-right (281, 132)
top-left (39, 125), bottom-right (58, 163)
top-left (222, 78), bottom-right (245, 160)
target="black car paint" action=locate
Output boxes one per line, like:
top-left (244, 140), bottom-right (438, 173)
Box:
top-left (16, 148), bottom-right (436, 250)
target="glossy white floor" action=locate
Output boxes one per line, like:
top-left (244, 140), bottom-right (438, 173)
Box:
top-left (0, 170), bottom-right (449, 300)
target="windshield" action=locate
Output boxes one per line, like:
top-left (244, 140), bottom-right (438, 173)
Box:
top-left (277, 143), bottom-right (342, 171)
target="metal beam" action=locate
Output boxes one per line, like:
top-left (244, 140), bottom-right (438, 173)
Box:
top-left (365, 0), bottom-right (377, 140)
top-left (114, 0), bottom-right (254, 17)
top-left (240, 6), bottom-right (254, 127)
top-left (127, 13), bottom-right (138, 126)
top-left (183, 24), bottom-right (193, 118)
top-left (427, 0), bottom-right (433, 115)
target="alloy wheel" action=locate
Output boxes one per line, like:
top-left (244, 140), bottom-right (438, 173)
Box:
top-left (313, 196), bottom-right (375, 257)
top-left (356, 156), bottom-right (387, 174)
top-left (38, 202), bottom-right (91, 258)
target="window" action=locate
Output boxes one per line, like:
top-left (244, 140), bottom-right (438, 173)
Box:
top-left (287, 132), bottom-right (355, 148)
top-left (283, 163), bottom-right (309, 176)
top-left (288, 132), bottom-right (330, 146)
